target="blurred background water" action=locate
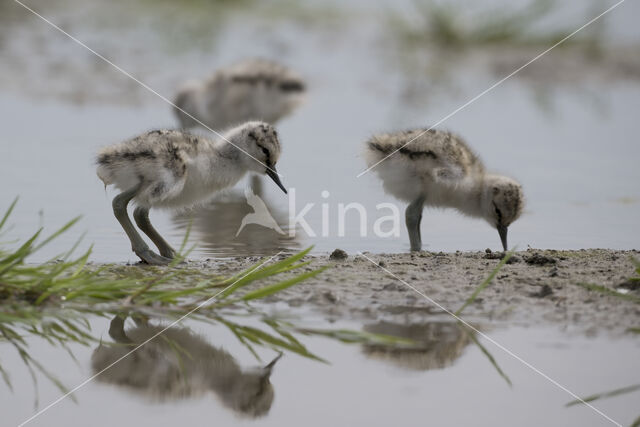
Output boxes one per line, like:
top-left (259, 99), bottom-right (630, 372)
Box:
top-left (0, 0), bottom-right (639, 261)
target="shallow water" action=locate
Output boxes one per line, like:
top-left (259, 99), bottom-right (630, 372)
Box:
top-left (0, 0), bottom-right (639, 261)
top-left (0, 0), bottom-right (640, 426)
top-left (1, 3), bottom-right (639, 424)
top-left (1, 314), bottom-right (639, 427)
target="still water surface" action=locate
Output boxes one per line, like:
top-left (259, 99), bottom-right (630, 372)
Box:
top-left (0, 2), bottom-right (639, 425)
top-left (2, 314), bottom-right (639, 427)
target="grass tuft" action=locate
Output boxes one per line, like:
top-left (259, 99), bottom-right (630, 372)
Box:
top-left (390, 0), bottom-right (602, 50)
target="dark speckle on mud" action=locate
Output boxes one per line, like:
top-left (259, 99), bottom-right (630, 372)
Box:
top-left (619, 279), bottom-right (639, 291)
top-left (484, 252), bottom-right (521, 264)
top-left (525, 253), bottom-right (557, 265)
top-left (529, 284), bottom-right (553, 298)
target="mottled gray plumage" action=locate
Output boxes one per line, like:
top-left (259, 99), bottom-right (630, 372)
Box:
top-left (173, 58), bottom-right (306, 130)
top-left (96, 122), bottom-right (287, 265)
top-left (364, 128), bottom-right (524, 251)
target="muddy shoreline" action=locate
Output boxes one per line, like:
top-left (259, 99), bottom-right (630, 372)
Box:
top-left (183, 249), bottom-right (640, 334)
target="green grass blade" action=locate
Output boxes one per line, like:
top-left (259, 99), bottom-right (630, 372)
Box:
top-left (576, 283), bottom-right (640, 304)
top-left (466, 327), bottom-right (512, 387)
top-left (26, 353), bottom-right (77, 403)
top-left (218, 247), bottom-right (314, 296)
top-left (230, 322), bottom-right (326, 362)
top-left (0, 229), bottom-right (42, 273)
top-left (176, 219), bottom-right (193, 257)
top-left (217, 257), bottom-right (278, 298)
top-left (565, 384), bottom-right (640, 407)
top-left (239, 266), bottom-right (328, 302)
top-left (219, 319), bottom-right (262, 361)
top-left (32, 217), bottom-right (81, 252)
top-left (0, 361), bottom-right (12, 391)
top-left (0, 197), bottom-right (18, 231)
top-left (455, 251), bottom-right (513, 316)
top-left (297, 328), bottom-right (416, 347)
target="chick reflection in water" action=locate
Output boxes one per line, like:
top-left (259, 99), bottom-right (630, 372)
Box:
top-left (173, 187), bottom-right (297, 257)
top-left (92, 316), bottom-right (281, 417)
top-left (362, 321), bottom-right (470, 370)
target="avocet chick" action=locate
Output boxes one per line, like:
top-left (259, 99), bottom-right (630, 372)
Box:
top-left (364, 128), bottom-right (523, 251)
top-left (96, 122), bottom-right (287, 265)
top-left (173, 58), bottom-right (306, 130)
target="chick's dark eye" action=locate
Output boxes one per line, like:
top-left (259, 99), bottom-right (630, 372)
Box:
top-left (261, 146), bottom-right (269, 155)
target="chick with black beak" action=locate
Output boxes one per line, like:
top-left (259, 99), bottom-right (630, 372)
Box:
top-left (266, 166), bottom-right (287, 194)
top-left (498, 224), bottom-right (508, 252)
top-left (263, 352), bottom-right (283, 375)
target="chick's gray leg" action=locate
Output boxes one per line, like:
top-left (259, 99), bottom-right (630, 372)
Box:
top-left (406, 196), bottom-right (425, 252)
top-left (250, 174), bottom-right (263, 197)
top-left (108, 315), bottom-right (132, 344)
top-left (112, 186), bottom-right (171, 265)
top-left (133, 206), bottom-right (176, 258)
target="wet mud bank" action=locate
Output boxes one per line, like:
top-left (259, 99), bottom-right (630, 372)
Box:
top-left (199, 249), bottom-right (640, 334)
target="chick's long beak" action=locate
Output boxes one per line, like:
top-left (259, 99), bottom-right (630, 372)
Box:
top-left (262, 353), bottom-right (283, 378)
top-left (266, 167), bottom-right (287, 194)
top-left (498, 225), bottom-right (508, 252)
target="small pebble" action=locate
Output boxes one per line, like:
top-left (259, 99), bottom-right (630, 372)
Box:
top-left (329, 248), bottom-right (348, 260)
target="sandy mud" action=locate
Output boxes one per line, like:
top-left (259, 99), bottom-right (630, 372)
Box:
top-left (193, 249), bottom-right (640, 334)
